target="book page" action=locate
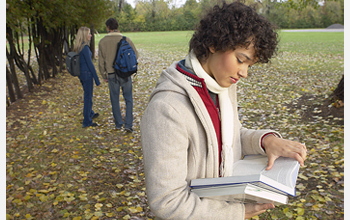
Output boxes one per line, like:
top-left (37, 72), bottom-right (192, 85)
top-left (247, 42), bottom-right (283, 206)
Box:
top-left (231, 155), bottom-right (268, 176)
top-left (261, 157), bottom-right (299, 188)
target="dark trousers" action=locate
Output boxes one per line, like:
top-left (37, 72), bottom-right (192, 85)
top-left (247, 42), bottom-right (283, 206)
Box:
top-left (80, 71), bottom-right (95, 127)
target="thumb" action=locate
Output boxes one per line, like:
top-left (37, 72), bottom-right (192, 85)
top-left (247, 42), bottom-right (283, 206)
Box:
top-left (266, 156), bottom-right (278, 170)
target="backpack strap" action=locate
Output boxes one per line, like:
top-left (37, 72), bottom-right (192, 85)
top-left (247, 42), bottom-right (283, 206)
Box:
top-left (112, 36), bottom-right (126, 71)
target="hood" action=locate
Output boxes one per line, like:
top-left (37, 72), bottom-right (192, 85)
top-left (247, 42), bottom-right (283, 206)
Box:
top-left (149, 61), bottom-right (196, 102)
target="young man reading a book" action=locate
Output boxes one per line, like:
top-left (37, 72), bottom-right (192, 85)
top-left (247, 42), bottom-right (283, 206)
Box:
top-left (141, 1), bottom-right (307, 219)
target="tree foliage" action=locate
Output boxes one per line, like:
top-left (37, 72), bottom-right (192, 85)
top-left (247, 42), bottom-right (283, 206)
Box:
top-left (103, 0), bottom-right (343, 33)
top-left (6, 0), bottom-right (343, 105)
top-left (6, 0), bottom-right (112, 105)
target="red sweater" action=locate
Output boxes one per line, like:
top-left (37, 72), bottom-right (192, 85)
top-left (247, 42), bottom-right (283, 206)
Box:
top-left (177, 63), bottom-right (223, 166)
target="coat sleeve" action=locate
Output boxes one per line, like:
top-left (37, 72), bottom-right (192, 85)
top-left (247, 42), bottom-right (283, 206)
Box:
top-left (82, 46), bottom-right (100, 86)
top-left (98, 40), bottom-right (108, 80)
top-left (240, 126), bottom-right (282, 155)
top-left (141, 92), bottom-right (245, 220)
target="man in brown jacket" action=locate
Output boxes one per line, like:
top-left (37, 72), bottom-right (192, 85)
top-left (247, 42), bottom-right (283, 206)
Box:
top-left (98, 18), bottom-right (138, 132)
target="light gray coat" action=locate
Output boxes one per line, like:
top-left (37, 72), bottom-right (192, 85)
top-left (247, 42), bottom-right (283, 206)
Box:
top-left (141, 61), bottom-right (281, 220)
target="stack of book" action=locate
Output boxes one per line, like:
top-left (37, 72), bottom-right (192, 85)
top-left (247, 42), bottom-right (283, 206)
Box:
top-left (190, 155), bottom-right (300, 205)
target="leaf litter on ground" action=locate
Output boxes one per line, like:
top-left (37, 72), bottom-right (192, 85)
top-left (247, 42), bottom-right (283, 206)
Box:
top-left (6, 44), bottom-right (343, 219)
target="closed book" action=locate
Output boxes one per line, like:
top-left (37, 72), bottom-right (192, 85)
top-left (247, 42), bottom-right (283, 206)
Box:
top-left (191, 155), bottom-right (300, 197)
top-left (191, 183), bottom-right (289, 205)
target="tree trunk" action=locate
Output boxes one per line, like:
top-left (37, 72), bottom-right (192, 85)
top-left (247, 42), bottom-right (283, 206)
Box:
top-left (36, 17), bottom-right (51, 80)
top-left (58, 27), bottom-right (65, 72)
top-left (90, 24), bottom-right (95, 59)
top-left (26, 21), bottom-right (39, 85)
top-left (6, 66), bottom-right (16, 103)
top-left (6, 47), bottom-right (23, 99)
top-left (119, 0), bottom-right (123, 12)
top-left (333, 75), bottom-right (344, 102)
top-left (32, 17), bottom-right (43, 85)
top-left (7, 26), bottom-right (35, 92)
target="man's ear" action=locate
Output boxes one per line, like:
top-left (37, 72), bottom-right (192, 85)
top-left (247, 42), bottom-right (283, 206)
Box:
top-left (209, 46), bottom-right (216, 54)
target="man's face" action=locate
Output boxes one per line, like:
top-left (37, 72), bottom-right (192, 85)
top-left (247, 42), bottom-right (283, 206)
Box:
top-left (201, 44), bottom-right (257, 88)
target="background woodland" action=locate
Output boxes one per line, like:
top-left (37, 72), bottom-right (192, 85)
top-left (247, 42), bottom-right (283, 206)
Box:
top-left (6, 0), bottom-right (344, 105)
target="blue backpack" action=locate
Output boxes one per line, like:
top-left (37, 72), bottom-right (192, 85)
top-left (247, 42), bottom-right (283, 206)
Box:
top-left (113, 36), bottom-right (138, 78)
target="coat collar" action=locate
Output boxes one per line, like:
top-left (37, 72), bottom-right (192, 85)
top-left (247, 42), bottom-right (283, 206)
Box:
top-left (107, 32), bottom-right (122, 36)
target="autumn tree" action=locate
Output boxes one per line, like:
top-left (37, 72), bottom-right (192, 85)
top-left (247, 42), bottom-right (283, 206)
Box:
top-left (108, 0), bottom-right (343, 32)
top-left (6, 0), bottom-right (112, 105)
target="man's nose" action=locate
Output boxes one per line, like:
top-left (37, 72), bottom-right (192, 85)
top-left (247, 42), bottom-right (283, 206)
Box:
top-left (238, 66), bottom-right (248, 78)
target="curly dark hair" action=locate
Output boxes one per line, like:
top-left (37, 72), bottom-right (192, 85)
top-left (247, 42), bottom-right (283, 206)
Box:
top-left (189, 1), bottom-right (278, 64)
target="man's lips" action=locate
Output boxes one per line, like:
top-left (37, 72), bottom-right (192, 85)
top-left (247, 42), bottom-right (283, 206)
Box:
top-left (230, 77), bottom-right (239, 84)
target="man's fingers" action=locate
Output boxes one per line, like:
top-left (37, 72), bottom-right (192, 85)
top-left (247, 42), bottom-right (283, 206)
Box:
top-left (264, 139), bottom-right (307, 170)
top-left (256, 203), bottom-right (275, 211)
top-left (245, 203), bottom-right (275, 219)
top-left (291, 144), bottom-right (307, 166)
top-left (301, 143), bottom-right (307, 151)
top-left (266, 156), bottom-right (277, 170)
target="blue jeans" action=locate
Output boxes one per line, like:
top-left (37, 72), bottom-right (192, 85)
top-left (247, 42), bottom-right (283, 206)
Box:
top-left (108, 74), bottom-right (133, 129)
top-left (80, 71), bottom-right (96, 127)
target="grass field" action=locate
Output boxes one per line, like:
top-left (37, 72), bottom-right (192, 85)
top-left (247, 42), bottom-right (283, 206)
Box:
top-left (6, 30), bottom-right (344, 219)
top-left (278, 31), bottom-right (344, 55)
top-left (95, 31), bottom-right (192, 50)
top-left (95, 30), bottom-right (344, 54)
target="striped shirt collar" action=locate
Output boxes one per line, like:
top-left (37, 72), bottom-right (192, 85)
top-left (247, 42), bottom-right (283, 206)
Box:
top-left (177, 59), bottom-right (203, 88)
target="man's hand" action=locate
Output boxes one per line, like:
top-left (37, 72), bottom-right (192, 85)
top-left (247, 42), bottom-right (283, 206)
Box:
top-left (245, 203), bottom-right (275, 219)
top-left (263, 135), bottom-right (307, 170)
top-left (104, 78), bottom-right (108, 83)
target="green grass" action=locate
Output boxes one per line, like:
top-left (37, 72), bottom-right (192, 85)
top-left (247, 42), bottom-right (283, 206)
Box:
top-left (278, 31), bottom-right (344, 55)
top-left (11, 30), bottom-right (343, 57)
top-left (95, 31), bottom-right (193, 52)
top-left (95, 30), bottom-right (344, 56)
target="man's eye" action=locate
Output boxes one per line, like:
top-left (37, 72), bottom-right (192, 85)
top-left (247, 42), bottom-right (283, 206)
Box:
top-left (237, 58), bottom-right (243, 63)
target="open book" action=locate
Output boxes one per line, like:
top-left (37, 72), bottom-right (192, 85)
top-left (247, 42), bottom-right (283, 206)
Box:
top-left (190, 155), bottom-right (300, 202)
top-left (191, 183), bottom-right (288, 205)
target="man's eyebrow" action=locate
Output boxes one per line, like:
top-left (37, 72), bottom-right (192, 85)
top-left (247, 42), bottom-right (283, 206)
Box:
top-left (238, 52), bottom-right (252, 61)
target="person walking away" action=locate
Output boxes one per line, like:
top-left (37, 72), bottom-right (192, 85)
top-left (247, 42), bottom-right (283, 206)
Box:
top-left (74, 26), bottom-right (101, 128)
top-left (98, 18), bottom-right (139, 132)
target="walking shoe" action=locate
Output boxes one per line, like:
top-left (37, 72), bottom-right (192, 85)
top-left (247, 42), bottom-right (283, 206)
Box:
top-left (83, 123), bottom-right (98, 128)
top-left (125, 127), bottom-right (133, 133)
top-left (90, 123), bottom-right (98, 127)
top-left (92, 113), bottom-right (100, 119)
